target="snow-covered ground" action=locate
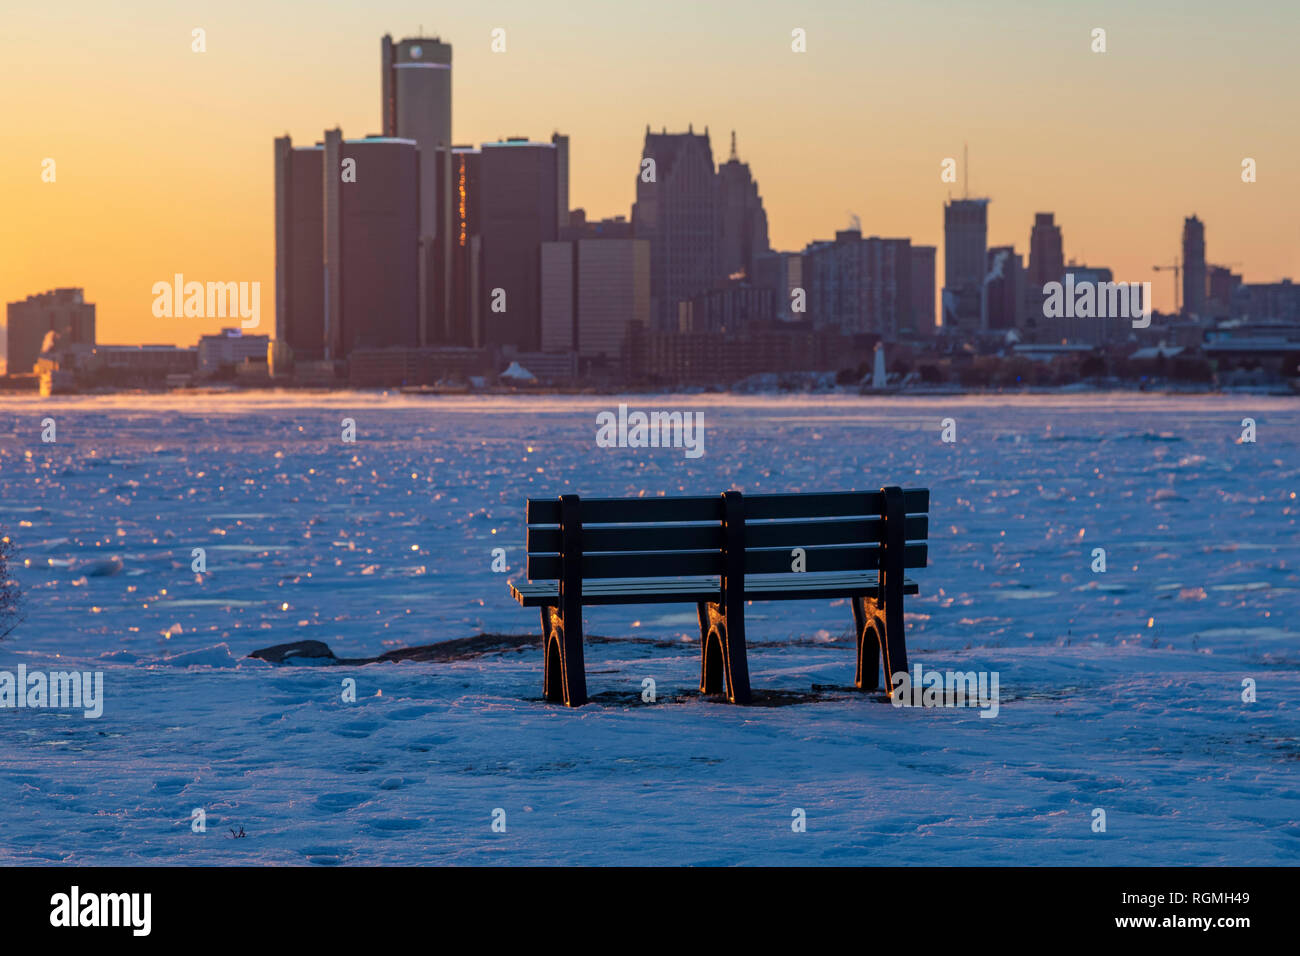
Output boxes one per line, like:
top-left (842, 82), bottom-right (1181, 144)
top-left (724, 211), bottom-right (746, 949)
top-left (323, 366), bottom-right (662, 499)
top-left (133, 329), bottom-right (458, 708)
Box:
top-left (0, 392), bottom-right (1295, 864)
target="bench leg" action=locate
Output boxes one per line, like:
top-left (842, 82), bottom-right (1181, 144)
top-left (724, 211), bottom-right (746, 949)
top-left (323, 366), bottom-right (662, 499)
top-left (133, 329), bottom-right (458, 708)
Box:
top-left (880, 596), bottom-right (907, 691)
top-left (542, 605), bottom-right (588, 707)
top-left (857, 596), bottom-right (908, 697)
top-left (852, 596), bottom-right (882, 691)
top-left (698, 601), bottom-right (752, 705)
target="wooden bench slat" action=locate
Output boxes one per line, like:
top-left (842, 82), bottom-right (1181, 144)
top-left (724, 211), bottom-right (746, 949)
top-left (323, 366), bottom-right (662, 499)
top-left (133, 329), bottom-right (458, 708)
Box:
top-left (526, 496), bottom-right (722, 525)
top-left (743, 543), bottom-right (927, 575)
top-left (528, 522), bottom-right (723, 554)
top-left (511, 577), bottom-right (721, 607)
top-left (745, 514), bottom-right (928, 548)
top-left (525, 488), bottom-right (929, 526)
top-left (511, 574), bottom-right (918, 607)
top-left (528, 550), bottom-right (725, 580)
top-left (527, 542), bottom-right (926, 580)
top-left (745, 573), bottom-right (920, 601)
top-left (744, 488), bottom-right (929, 520)
top-left (530, 516), bottom-right (926, 553)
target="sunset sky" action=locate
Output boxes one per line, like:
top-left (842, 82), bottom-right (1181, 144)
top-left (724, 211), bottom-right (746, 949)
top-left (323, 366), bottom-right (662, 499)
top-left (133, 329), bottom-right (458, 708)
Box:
top-left (3, 0), bottom-right (1297, 346)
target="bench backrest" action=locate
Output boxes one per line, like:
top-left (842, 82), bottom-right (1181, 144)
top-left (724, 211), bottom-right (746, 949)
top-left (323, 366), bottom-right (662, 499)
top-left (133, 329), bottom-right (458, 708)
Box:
top-left (525, 488), bottom-right (929, 581)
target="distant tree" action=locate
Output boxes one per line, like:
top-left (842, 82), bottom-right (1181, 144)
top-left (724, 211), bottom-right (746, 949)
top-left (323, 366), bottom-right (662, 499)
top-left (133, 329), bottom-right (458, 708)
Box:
top-left (0, 535), bottom-right (21, 639)
top-left (1171, 357), bottom-right (1214, 383)
top-left (918, 363), bottom-right (945, 385)
top-left (1079, 355), bottom-right (1108, 379)
top-left (958, 362), bottom-right (992, 388)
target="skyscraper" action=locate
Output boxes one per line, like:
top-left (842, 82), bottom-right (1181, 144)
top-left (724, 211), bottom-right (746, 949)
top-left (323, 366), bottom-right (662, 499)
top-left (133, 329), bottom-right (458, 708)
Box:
top-left (480, 138), bottom-right (559, 351)
top-left (541, 238), bottom-right (650, 366)
top-left (273, 135), bottom-right (325, 359)
top-left (801, 228), bottom-right (912, 338)
top-left (322, 130), bottom-right (420, 358)
top-left (446, 146), bottom-right (484, 347)
top-left (942, 198), bottom-right (989, 330)
top-left (909, 246), bottom-right (936, 334)
top-left (1027, 213), bottom-right (1064, 288)
top-left (752, 251), bottom-right (802, 322)
top-left (551, 132), bottom-right (570, 228)
top-left (1182, 215), bottom-right (1207, 318)
top-left (5, 288), bottom-right (95, 375)
top-left (984, 246), bottom-right (1023, 331)
top-left (632, 126), bottom-right (720, 329)
top-left (716, 131), bottom-right (771, 281)
top-left (382, 34), bottom-right (453, 345)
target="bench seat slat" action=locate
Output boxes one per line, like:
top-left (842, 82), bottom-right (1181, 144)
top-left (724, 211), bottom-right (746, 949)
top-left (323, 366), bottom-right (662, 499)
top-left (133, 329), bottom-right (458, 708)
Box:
top-left (511, 577), bottom-right (721, 607)
top-left (510, 573), bottom-right (919, 607)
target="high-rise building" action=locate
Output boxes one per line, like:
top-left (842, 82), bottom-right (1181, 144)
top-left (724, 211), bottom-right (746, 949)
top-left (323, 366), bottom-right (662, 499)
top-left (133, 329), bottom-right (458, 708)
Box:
top-left (1207, 265), bottom-right (1242, 319)
top-left (909, 246), bottom-right (936, 335)
top-left (863, 237), bottom-right (912, 340)
top-left (942, 198), bottom-right (989, 330)
top-left (322, 130), bottom-right (420, 358)
top-left (561, 210), bottom-right (634, 240)
top-left (677, 283), bottom-right (774, 333)
top-left (632, 126), bottom-right (720, 329)
top-left (1026, 213), bottom-right (1064, 288)
top-left (1024, 213), bottom-right (1064, 339)
top-left (541, 238), bottom-right (650, 367)
top-left (716, 131), bottom-right (770, 281)
top-left (446, 146), bottom-right (484, 347)
top-left (540, 242), bottom-right (576, 354)
top-left (801, 229), bottom-right (913, 339)
top-left (273, 136), bottom-right (325, 359)
top-left (1182, 215), bottom-right (1207, 318)
top-left (480, 138), bottom-right (559, 352)
top-left (983, 246), bottom-right (1023, 331)
top-left (1231, 279), bottom-right (1300, 323)
top-left (551, 132), bottom-right (570, 228)
top-left (5, 288), bottom-right (95, 375)
top-left (752, 251), bottom-right (803, 322)
top-left (382, 35), bottom-right (453, 345)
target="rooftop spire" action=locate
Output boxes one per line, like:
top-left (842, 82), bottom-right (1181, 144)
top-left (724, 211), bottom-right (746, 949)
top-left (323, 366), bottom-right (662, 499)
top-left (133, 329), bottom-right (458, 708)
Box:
top-left (729, 130), bottom-right (737, 161)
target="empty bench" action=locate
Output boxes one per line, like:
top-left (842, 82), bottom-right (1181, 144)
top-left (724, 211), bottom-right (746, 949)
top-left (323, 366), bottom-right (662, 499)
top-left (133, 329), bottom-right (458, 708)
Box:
top-left (509, 487), bottom-right (929, 706)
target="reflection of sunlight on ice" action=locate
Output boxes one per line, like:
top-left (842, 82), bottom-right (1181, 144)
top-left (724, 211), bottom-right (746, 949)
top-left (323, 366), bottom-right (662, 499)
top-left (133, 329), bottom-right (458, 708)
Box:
top-left (0, 392), bottom-right (1294, 663)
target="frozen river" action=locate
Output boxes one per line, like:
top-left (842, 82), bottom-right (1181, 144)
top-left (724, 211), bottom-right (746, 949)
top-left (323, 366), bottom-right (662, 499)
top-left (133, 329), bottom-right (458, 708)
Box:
top-left (0, 391), bottom-right (1296, 864)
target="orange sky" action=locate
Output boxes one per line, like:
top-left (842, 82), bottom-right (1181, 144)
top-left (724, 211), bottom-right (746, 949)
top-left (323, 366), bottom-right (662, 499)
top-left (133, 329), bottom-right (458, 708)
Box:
top-left (3, 0), bottom-right (1297, 346)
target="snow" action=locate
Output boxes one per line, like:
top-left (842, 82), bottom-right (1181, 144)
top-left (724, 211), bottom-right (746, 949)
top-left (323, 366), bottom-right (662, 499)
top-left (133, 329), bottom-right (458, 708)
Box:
top-left (0, 391), bottom-right (1296, 864)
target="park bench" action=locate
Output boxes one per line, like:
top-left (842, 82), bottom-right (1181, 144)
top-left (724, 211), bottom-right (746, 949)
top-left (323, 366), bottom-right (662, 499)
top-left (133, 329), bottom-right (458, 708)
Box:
top-left (509, 487), bottom-right (929, 706)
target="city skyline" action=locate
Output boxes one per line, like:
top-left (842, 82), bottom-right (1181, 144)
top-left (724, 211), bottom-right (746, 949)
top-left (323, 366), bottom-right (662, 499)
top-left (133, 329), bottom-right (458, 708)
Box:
top-left (4, 0), bottom-right (1298, 346)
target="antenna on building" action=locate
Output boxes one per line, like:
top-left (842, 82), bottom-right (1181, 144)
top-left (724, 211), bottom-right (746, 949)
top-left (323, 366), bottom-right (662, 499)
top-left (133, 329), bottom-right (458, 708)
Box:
top-left (730, 130), bottom-right (737, 162)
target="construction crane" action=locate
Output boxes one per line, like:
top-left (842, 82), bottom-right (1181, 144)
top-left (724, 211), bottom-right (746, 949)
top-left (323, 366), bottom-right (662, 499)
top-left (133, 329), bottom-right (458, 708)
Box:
top-left (1153, 260), bottom-right (1181, 313)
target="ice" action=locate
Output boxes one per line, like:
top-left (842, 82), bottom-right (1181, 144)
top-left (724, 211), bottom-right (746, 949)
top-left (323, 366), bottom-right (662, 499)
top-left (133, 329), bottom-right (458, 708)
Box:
top-left (0, 391), bottom-right (1296, 864)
